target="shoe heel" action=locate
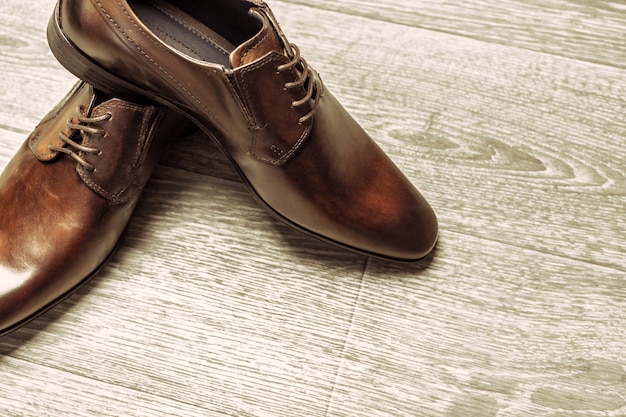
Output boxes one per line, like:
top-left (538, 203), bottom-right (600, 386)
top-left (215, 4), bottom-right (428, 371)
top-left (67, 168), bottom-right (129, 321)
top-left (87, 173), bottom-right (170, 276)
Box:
top-left (46, 4), bottom-right (147, 101)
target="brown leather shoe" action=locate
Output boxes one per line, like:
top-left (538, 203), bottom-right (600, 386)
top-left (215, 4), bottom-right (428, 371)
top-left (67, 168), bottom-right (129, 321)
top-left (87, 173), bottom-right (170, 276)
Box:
top-left (0, 81), bottom-right (185, 337)
top-left (48, 0), bottom-right (438, 262)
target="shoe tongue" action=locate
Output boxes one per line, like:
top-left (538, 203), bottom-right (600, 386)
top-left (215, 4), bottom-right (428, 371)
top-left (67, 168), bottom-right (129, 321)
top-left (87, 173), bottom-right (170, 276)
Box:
top-left (229, 7), bottom-right (288, 68)
top-left (84, 89), bottom-right (101, 117)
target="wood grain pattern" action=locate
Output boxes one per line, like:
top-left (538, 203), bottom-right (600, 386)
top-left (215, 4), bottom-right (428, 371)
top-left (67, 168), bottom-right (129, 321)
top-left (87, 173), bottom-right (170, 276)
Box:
top-left (327, 233), bottom-right (626, 416)
top-left (0, 356), bottom-right (217, 417)
top-left (0, 0), bottom-right (624, 416)
top-left (276, 0), bottom-right (626, 68)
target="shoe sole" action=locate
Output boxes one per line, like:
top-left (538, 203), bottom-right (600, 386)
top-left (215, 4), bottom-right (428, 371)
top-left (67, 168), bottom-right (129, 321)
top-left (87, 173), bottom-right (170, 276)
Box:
top-left (47, 5), bottom-right (430, 263)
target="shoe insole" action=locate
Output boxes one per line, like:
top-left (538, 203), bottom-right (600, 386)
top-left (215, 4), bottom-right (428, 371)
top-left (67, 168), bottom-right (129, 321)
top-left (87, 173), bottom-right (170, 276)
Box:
top-left (131, 0), bottom-right (236, 68)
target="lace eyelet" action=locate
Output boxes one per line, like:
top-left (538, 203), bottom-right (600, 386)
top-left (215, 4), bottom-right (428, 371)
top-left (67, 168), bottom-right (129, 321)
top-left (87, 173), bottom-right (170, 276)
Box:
top-left (53, 105), bottom-right (112, 170)
top-left (278, 42), bottom-right (322, 125)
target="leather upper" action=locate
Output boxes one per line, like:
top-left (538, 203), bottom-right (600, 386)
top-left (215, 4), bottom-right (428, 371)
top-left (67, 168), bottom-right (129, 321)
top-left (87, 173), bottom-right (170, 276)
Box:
top-left (0, 82), bottom-right (186, 334)
top-left (55, 0), bottom-right (438, 261)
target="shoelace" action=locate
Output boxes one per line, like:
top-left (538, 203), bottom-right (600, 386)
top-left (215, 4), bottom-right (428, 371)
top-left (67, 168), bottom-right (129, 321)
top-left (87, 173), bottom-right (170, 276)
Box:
top-left (48, 106), bottom-right (111, 171)
top-left (277, 43), bottom-right (321, 125)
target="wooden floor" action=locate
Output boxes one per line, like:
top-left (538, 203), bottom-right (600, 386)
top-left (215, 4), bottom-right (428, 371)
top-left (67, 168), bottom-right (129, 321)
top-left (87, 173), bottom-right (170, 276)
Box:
top-left (1, 0), bottom-right (625, 415)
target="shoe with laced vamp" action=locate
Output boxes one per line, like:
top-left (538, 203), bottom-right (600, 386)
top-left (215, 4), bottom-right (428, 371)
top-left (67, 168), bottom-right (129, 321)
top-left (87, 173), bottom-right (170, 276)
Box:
top-left (48, 0), bottom-right (438, 262)
top-left (0, 81), bottom-right (187, 337)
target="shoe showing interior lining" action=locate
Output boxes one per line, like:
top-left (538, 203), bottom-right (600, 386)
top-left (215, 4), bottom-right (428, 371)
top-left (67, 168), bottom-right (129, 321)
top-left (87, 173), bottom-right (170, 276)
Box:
top-left (131, 0), bottom-right (254, 68)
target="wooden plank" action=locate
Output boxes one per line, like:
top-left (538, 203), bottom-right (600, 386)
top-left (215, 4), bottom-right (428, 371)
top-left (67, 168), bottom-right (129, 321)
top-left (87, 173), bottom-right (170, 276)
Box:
top-left (0, 1), bottom-right (624, 416)
top-left (0, 166), bottom-right (366, 416)
top-left (275, 0), bottom-right (626, 68)
top-left (327, 232), bottom-right (626, 416)
top-left (0, 1), bottom-right (75, 127)
top-left (0, 356), bottom-right (221, 417)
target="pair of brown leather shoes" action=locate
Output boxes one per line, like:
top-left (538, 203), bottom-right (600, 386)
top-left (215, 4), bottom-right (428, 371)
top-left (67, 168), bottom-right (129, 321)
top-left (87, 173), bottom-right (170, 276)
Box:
top-left (0, 0), bottom-right (437, 336)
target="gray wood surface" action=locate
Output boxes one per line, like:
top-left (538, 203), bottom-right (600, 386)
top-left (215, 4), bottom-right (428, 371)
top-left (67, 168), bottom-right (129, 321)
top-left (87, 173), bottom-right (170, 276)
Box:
top-left (0, 0), bottom-right (624, 416)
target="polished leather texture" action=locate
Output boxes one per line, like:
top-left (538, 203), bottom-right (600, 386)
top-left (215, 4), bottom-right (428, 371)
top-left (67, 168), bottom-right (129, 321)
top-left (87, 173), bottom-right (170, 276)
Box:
top-left (49, 0), bottom-right (438, 261)
top-left (0, 82), bottom-right (185, 336)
